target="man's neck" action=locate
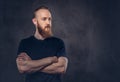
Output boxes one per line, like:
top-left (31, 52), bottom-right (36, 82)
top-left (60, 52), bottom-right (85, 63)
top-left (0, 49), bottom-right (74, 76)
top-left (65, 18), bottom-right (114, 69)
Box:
top-left (34, 31), bottom-right (45, 40)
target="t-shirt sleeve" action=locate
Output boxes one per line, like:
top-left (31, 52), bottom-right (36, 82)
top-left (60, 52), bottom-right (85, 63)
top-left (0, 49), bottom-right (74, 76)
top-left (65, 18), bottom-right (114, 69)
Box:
top-left (56, 40), bottom-right (66, 57)
top-left (17, 40), bottom-right (26, 55)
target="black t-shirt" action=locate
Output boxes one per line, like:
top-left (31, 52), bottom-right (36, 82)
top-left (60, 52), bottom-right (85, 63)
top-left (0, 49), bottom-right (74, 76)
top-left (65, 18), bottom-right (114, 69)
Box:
top-left (17, 36), bottom-right (66, 82)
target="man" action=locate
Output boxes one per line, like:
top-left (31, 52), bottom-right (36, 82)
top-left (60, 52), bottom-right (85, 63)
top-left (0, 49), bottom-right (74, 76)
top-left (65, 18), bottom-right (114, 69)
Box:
top-left (16, 5), bottom-right (68, 82)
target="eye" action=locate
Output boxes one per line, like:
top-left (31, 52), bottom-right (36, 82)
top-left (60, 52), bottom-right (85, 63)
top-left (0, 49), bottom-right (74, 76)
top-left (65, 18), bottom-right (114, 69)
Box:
top-left (48, 18), bottom-right (51, 21)
top-left (42, 17), bottom-right (47, 21)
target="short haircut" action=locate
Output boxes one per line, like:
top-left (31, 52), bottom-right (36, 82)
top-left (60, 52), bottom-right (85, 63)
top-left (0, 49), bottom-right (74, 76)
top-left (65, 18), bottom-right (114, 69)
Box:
top-left (33, 5), bottom-right (50, 18)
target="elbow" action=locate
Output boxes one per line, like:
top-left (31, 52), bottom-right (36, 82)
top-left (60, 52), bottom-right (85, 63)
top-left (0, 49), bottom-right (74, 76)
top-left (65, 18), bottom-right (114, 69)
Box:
top-left (57, 67), bottom-right (66, 74)
top-left (18, 66), bottom-right (31, 74)
top-left (58, 63), bottom-right (68, 74)
top-left (18, 68), bottom-right (26, 74)
top-left (57, 57), bottom-right (68, 74)
top-left (18, 69), bottom-right (25, 74)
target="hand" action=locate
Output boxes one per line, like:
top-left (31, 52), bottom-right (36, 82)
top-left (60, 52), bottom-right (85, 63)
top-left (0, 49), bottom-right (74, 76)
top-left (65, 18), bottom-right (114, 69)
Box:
top-left (16, 57), bottom-right (30, 73)
top-left (51, 56), bottom-right (58, 63)
top-left (18, 52), bottom-right (31, 61)
top-left (45, 56), bottom-right (58, 64)
top-left (16, 57), bottom-right (26, 66)
top-left (16, 52), bottom-right (31, 66)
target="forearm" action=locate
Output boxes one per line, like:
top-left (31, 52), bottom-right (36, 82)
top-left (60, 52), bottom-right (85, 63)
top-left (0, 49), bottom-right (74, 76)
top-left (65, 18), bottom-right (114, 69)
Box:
top-left (41, 63), bottom-right (65, 74)
top-left (41, 57), bottom-right (68, 74)
top-left (16, 56), bottom-right (57, 73)
top-left (25, 59), bottom-right (52, 72)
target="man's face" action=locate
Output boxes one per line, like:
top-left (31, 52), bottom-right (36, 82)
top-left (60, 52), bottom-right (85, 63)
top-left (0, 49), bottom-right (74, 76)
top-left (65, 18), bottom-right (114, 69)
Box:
top-left (34, 9), bottom-right (52, 38)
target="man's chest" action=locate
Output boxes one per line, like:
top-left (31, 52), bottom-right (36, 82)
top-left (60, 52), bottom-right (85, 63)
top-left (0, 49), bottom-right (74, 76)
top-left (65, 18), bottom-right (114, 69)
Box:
top-left (26, 41), bottom-right (59, 60)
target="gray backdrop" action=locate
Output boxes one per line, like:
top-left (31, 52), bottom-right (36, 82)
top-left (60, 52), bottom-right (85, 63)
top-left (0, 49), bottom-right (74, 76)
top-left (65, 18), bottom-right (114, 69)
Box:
top-left (0, 0), bottom-right (120, 82)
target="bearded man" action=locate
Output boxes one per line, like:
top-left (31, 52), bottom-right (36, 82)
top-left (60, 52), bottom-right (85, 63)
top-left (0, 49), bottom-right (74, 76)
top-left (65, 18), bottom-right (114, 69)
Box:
top-left (16, 5), bottom-right (68, 82)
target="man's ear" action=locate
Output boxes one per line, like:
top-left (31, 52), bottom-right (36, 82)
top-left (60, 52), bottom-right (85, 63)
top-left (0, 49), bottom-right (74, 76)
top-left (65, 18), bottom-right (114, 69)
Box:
top-left (32, 18), bottom-right (37, 25)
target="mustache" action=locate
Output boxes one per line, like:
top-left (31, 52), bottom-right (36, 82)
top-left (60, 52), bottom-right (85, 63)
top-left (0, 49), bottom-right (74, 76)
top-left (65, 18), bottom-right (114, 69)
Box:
top-left (45, 25), bottom-right (51, 28)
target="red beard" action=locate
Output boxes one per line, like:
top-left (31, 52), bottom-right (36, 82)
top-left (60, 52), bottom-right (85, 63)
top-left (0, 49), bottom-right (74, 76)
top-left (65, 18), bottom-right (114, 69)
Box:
top-left (37, 22), bottom-right (52, 38)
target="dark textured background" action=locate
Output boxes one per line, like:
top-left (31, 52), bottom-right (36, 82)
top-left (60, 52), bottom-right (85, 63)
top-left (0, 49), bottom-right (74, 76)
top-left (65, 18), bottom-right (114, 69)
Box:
top-left (0, 0), bottom-right (120, 82)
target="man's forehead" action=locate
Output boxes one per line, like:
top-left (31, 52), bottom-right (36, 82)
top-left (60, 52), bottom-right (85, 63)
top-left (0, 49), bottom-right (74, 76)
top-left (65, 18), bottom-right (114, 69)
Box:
top-left (36, 9), bottom-right (51, 17)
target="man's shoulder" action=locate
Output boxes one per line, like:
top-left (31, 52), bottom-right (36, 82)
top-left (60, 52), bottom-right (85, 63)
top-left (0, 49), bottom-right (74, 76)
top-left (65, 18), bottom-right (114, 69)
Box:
top-left (50, 36), bottom-right (64, 44)
top-left (50, 36), bottom-right (62, 41)
top-left (20, 36), bottom-right (34, 43)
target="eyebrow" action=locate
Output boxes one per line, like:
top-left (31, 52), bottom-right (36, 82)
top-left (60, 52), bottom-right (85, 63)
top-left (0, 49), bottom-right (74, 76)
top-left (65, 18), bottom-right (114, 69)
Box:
top-left (42, 17), bottom-right (52, 19)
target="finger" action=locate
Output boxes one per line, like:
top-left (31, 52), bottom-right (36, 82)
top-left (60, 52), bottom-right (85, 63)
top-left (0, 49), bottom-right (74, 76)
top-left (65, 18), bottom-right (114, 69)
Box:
top-left (17, 57), bottom-right (26, 61)
top-left (21, 53), bottom-right (31, 59)
top-left (18, 52), bottom-right (27, 57)
top-left (17, 56), bottom-right (25, 60)
top-left (18, 54), bottom-right (28, 58)
top-left (19, 52), bottom-right (26, 55)
top-left (18, 52), bottom-right (31, 60)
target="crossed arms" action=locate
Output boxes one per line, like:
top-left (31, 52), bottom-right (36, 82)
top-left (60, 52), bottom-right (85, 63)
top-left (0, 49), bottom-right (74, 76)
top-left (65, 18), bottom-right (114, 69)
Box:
top-left (16, 52), bottom-right (68, 74)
